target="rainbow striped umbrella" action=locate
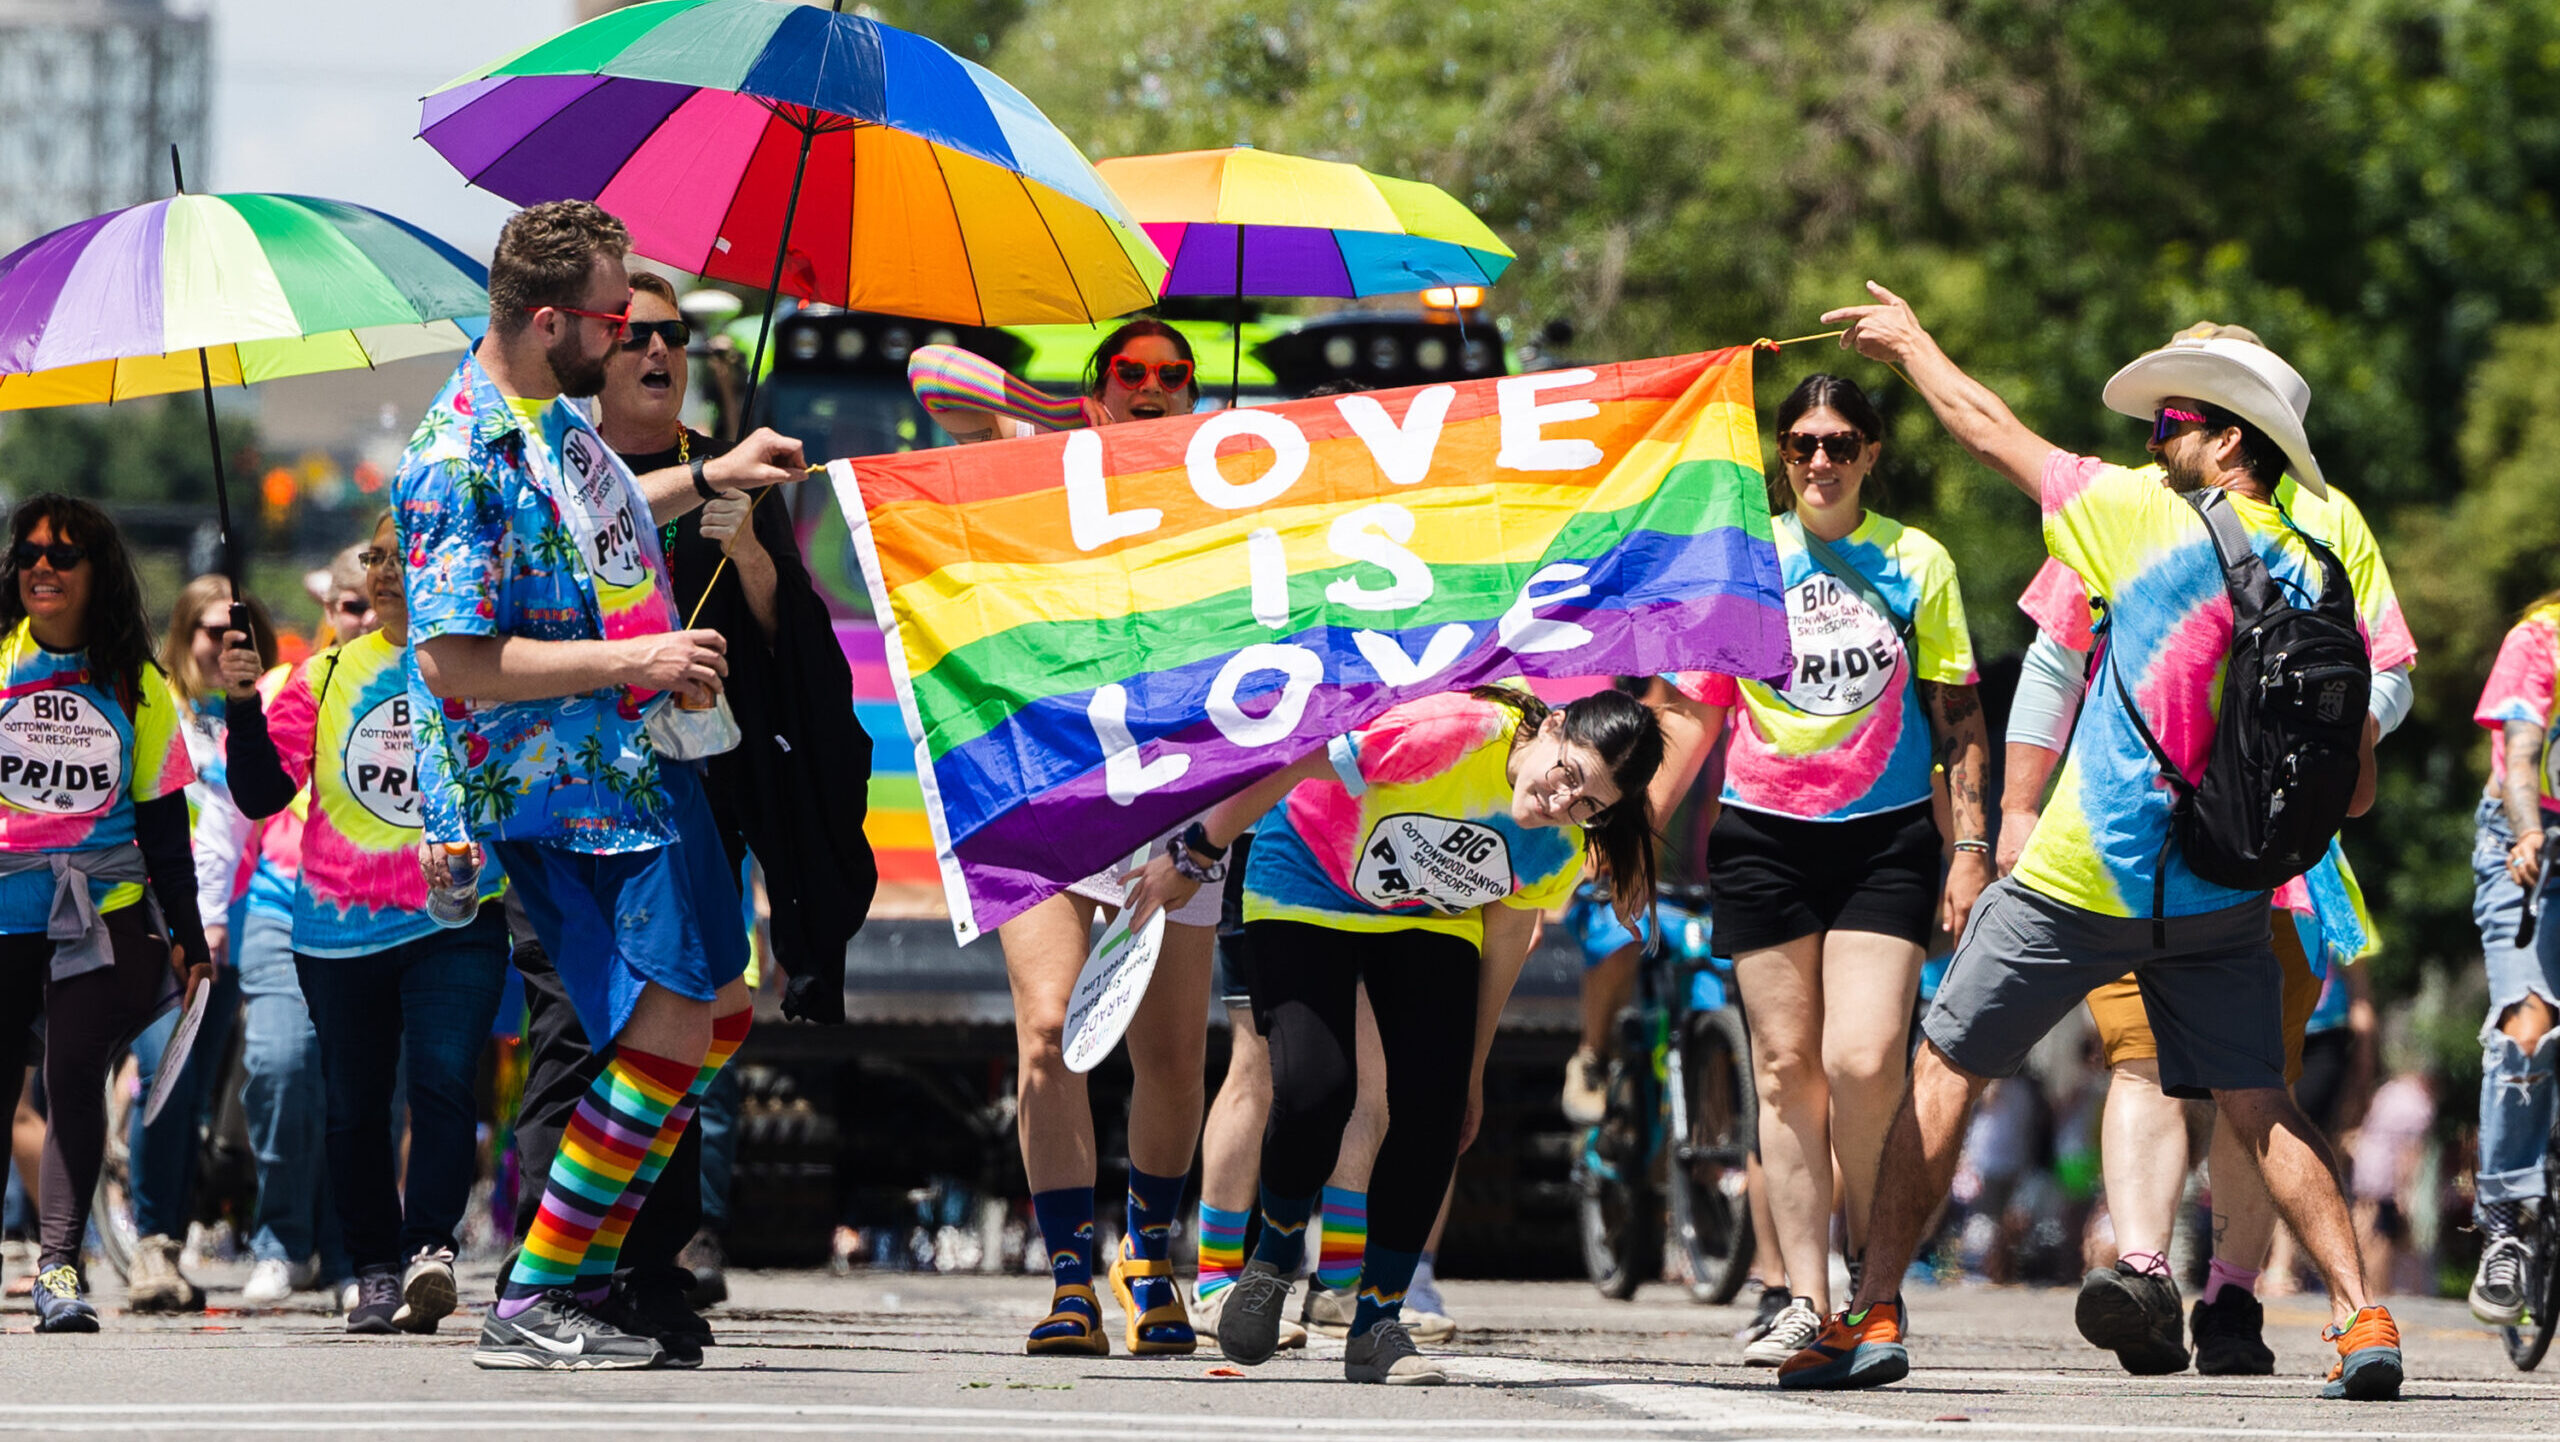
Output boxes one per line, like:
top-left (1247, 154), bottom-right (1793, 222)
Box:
top-left (1095, 148), bottom-right (1514, 300)
top-left (0, 171), bottom-right (488, 580)
top-left (0, 192), bottom-right (486, 410)
top-left (418, 0), bottom-right (1164, 328)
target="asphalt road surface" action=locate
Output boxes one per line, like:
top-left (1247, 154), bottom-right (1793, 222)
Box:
top-left (3, 1262), bottom-right (2552, 1440)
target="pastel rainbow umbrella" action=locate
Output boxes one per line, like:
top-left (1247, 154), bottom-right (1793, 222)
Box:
top-left (419, 0), bottom-right (1166, 412)
top-left (0, 164), bottom-right (489, 576)
top-left (1095, 147), bottom-right (1515, 401)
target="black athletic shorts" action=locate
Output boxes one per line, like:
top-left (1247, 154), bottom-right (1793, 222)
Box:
top-left (1215, 833), bottom-right (1255, 1008)
top-left (1706, 800), bottom-right (1941, 954)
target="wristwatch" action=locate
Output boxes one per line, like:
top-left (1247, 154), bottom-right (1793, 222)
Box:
top-left (689, 453), bottom-right (718, 501)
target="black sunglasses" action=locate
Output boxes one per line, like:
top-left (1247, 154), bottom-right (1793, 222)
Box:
top-left (620, 319), bottom-right (692, 353)
top-left (10, 541), bottom-right (87, 571)
top-left (1776, 430), bottom-right (1868, 465)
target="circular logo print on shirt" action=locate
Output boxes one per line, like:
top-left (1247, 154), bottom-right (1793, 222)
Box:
top-left (560, 426), bottom-right (648, 588)
top-left (0, 689), bottom-right (125, 816)
top-left (1352, 813), bottom-right (1516, 915)
top-left (342, 693), bottom-right (422, 828)
top-left (1775, 573), bottom-right (1904, 718)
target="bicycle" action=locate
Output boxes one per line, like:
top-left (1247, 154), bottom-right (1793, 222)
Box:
top-left (2502, 832), bottom-right (2558, 1371)
top-left (1572, 882), bottom-right (1757, 1303)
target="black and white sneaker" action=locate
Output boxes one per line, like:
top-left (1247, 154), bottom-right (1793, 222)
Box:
top-left (2471, 1234), bottom-right (2531, 1326)
top-left (472, 1289), bottom-right (665, 1370)
top-left (1735, 1280), bottom-right (1791, 1343)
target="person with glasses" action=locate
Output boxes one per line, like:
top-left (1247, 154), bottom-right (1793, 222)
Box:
top-left (219, 510), bottom-right (508, 1337)
top-left (311, 545), bottom-right (376, 648)
top-left (909, 317), bottom-right (1222, 1359)
top-left (1655, 372), bottom-right (1987, 1365)
top-left (1123, 685), bottom-right (1663, 1384)
top-left (396, 201), bottom-right (805, 1371)
top-left (495, 270), bottom-right (874, 1359)
top-left (0, 496), bottom-right (210, 1332)
top-left (1782, 284), bottom-right (2399, 1401)
top-left (1996, 322), bottom-right (2415, 1377)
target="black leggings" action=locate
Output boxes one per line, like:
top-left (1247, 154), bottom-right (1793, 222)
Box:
top-left (0, 904), bottom-right (171, 1270)
top-left (1246, 919), bottom-right (1480, 1255)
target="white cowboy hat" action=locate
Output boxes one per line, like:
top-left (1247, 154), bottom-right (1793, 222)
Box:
top-left (2100, 336), bottom-right (2326, 499)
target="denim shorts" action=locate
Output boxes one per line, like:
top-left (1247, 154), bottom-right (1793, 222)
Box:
top-left (2471, 795), bottom-right (2560, 1031)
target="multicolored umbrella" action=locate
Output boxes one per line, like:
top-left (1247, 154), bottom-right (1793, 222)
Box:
top-left (0, 191), bottom-right (487, 410)
top-left (418, 0), bottom-right (1164, 329)
top-left (0, 162), bottom-right (489, 583)
top-left (1093, 147), bottom-right (1514, 403)
top-left (1095, 148), bottom-right (1514, 300)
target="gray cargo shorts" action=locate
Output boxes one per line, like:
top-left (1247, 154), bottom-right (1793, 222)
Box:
top-left (1922, 877), bottom-right (2285, 1099)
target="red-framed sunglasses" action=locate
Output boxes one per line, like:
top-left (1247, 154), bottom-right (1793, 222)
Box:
top-left (2150, 405), bottom-right (2211, 444)
top-left (1106, 354), bottom-right (1194, 391)
top-left (530, 303), bottom-right (631, 339)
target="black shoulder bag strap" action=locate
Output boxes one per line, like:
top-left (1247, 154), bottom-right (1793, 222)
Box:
top-left (2106, 488), bottom-right (2253, 947)
top-left (1796, 521), bottom-right (1914, 648)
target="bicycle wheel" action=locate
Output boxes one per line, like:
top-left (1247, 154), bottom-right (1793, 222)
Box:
top-left (2506, 1198), bottom-right (2559, 1370)
top-left (1574, 1054), bottom-right (1659, 1300)
top-left (1665, 1005), bottom-right (1756, 1304)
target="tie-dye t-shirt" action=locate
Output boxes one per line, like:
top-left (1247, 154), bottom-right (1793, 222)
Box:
top-left (0, 620), bottom-right (195, 931)
top-left (2473, 602), bottom-right (2560, 815)
top-left (262, 629), bottom-right (507, 958)
top-left (396, 353), bottom-right (681, 854)
top-left (1243, 690), bottom-right (1585, 944)
top-left (1673, 510), bottom-right (1975, 821)
top-left (2015, 470), bottom-right (2413, 935)
top-left (2012, 454), bottom-right (2362, 918)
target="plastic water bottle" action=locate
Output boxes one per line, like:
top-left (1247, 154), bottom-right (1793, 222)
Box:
top-left (428, 842), bottom-right (480, 928)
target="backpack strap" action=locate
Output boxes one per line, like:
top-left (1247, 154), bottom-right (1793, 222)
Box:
top-left (1796, 521), bottom-right (1914, 647)
top-left (2104, 640), bottom-right (2181, 949)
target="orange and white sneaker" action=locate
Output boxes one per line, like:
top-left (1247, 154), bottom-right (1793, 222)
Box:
top-left (2319, 1305), bottom-right (2403, 1400)
top-left (1777, 1298), bottom-right (1909, 1391)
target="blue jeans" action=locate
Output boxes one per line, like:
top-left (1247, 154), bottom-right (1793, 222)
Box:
top-left (234, 908), bottom-right (340, 1271)
top-left (2470, 797), bottom-right (2560, 1203)
top-left (294, 907), bottom-right (508, 1273)
top-left (127, 962), bottom-right (243, 1239)
top-left (696, 1062), bottom-right (742, 1232)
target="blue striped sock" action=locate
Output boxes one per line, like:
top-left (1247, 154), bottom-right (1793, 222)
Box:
top-left (1250, 1184), bottom-right (1317, 1276)
top-left (1351, 1244), bottom-right (1422, 1338)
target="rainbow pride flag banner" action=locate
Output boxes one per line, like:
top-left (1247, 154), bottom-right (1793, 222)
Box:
top-left (829, 349), bottom-right (1789, 940)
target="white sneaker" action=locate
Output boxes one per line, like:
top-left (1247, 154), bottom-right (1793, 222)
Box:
top-left (1741, 1297), bottom-right (1822, 1366)
top-left (1562, 1047), bottom-right (1608, 1126)
top-left (1402, 1306), bottom-right (1457, 1344)
top-left (1195, 1282), bottom-right (1307, 1350)
top-left (240, 1258), bottom-right (296, 1307)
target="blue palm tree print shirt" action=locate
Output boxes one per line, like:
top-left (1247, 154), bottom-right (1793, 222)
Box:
top-left (393, 351), bottom-right (679, 855)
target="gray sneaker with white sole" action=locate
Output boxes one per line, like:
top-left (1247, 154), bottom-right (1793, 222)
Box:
top-left (1344, 1318), bottom-right (1445, 1385)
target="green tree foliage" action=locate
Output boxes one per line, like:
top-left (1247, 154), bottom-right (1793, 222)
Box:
top-left (991, 0), bottom-right (2560, 982)
top-left (0, 396), bottom-right (260, 510)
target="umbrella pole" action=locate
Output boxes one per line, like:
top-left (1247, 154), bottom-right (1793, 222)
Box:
top-left (735, 0), bottom-right (844, 441)
top-left (1230, 228), bottom-right (1245, 410)
top-left (170, 145), bottom-right (239, 589)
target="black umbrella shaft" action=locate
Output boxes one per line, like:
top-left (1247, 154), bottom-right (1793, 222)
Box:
top-left (194, 349), bottom-right (238, 586)
top-left (738, 120), bottom-right (821, 441)
top-left (1230, 229), bottom-right (1245, 410)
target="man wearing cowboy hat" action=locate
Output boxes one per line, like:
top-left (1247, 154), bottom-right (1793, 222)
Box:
top-left (1772, 284), bottom-right (2403, 1402)
top-left (1993, 320), bottom-right (2417, 1380)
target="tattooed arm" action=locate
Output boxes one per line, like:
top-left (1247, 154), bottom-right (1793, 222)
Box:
top-left (1924, 679), bottom-right (1993, 940)
top-left (2505, 719), bottom-right (2548, 886)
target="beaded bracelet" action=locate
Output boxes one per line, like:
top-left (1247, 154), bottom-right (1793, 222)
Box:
top-left (1166, 832), bottom-right (1226, 884)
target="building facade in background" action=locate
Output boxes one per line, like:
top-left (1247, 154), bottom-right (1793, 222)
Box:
top-left (0, 0), bottom-right (209, 255)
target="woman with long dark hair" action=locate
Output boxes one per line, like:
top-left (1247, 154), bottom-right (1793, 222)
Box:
top-left (1124, 684), bottom-right (1664, 1384)
top-left (911, 318), bottom-right (1220, 1358)
top-left (1663, 373), bottom-right (1987, 1364)
top-left (0, 495), bottom-right (208, 1331)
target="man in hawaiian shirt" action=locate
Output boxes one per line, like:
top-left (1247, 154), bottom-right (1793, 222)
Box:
top-left (392, 200), bottom-right (804, 1370)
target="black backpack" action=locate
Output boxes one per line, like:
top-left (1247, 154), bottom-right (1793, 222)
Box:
top-left (2107, 487), bottom-right (2369, 943)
